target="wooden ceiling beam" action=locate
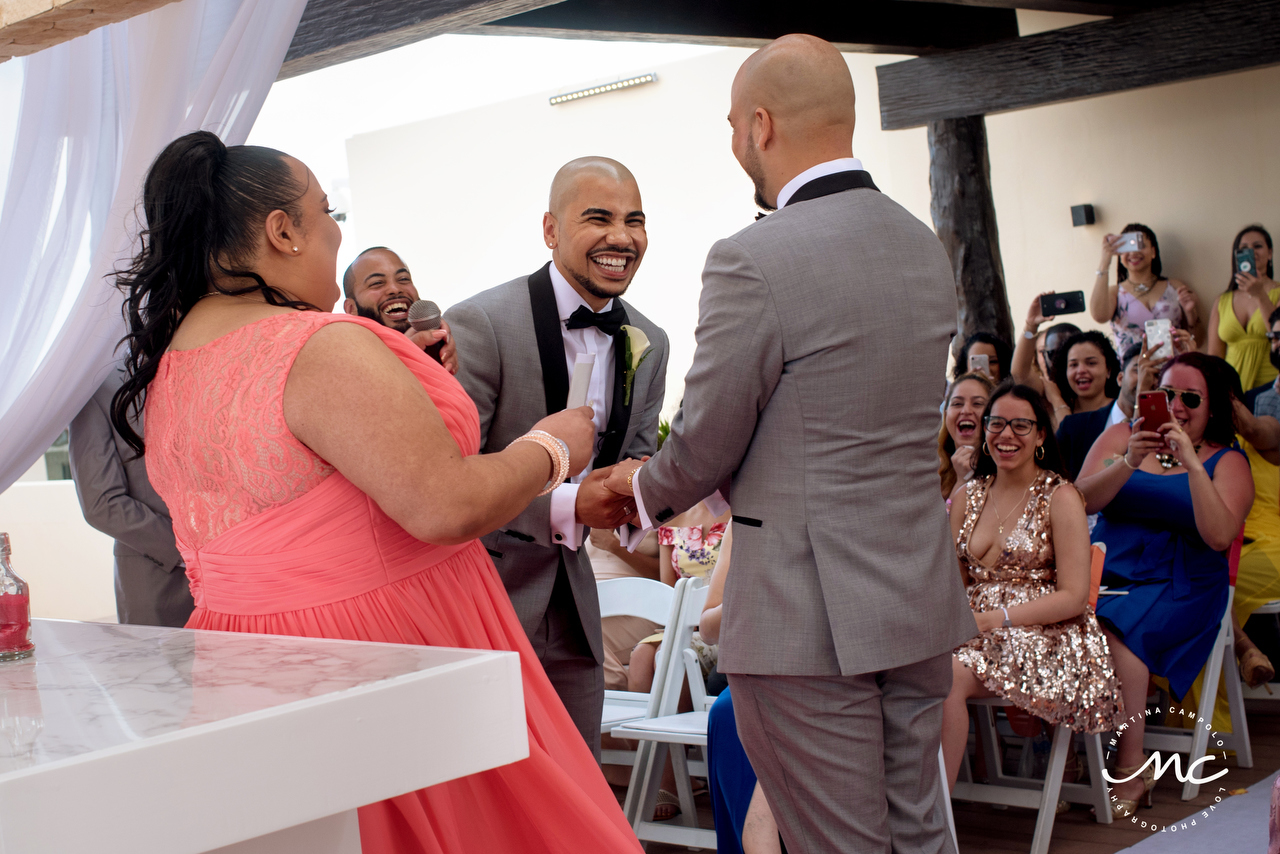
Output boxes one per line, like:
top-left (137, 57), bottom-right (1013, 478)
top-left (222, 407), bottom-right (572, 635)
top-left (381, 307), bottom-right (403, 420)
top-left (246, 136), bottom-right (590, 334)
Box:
top-left (0, 0), bottom-right (176, 63)
top-left (876, 0), bottom-right (1280, 129)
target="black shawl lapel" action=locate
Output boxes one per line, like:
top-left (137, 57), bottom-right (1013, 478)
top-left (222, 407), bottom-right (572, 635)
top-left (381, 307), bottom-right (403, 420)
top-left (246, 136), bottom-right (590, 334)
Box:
top-left (527, 262), bottom-right (569, 415)
top-left (594, 309), bottom-right (633, 470)
top-left (783, 170), bottom-right (879, 207)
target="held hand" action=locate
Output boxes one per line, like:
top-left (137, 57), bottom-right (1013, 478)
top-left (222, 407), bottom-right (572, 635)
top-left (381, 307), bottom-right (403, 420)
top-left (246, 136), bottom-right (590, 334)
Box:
top-left (1100, 233), bottom-right (1124, 266)
top-left (589, 526), bottom-right (622, 554)
top-left (973, 609), bottom-right (1002, 633)
top-left (1174, 287), bottom-right (1200, 328)
top-left (1236, 270), bottom-right (1268, 298)
top-left (1026, 291), bottom-right (1054, 331)
top-left (1232, 397), bottom-right (1256, 434)
top-left (1170, 327), bottom-right (1196, 355)
top-left (1125, 417), bottom-right (1165, 468)
top-left (405, 321), bottom-right (459, 375)
top-left (604, 458), bottom-right (645, 497)
top-left (951, 445), bottom-right (978, 481)
top-left (531, 406), bottom-right (596, 476)
top-left (1159, 421), bottom-right (1203, 472)
top-left (575, 467), bottom-right (635, 530)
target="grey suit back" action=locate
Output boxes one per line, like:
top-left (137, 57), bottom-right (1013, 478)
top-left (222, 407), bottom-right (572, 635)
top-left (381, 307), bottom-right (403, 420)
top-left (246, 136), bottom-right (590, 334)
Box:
top-left (445, 276), bottom-right (668, 661)
top-left (640, 186), bottom-right (976, 676)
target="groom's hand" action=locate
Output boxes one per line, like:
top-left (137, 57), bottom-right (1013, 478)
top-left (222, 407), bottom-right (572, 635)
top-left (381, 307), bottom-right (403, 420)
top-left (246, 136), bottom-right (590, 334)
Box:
top-left (603, 457), bottom-right (645, 497)
top-left (576, 467), bottom-right (635, 530)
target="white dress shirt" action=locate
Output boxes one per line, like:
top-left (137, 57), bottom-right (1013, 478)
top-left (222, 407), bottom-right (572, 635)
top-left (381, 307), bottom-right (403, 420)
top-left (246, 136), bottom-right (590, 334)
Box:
top-left (548, 262), bottom-right (615, 550)
top-left (774, 157), bottom-right (865, 209)
top-left (1107, 398), bottom-right (1127, 428)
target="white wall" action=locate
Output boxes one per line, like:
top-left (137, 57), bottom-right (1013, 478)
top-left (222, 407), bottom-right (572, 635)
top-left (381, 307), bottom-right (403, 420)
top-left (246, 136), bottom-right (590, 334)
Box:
top-left (0, 481), bottom-right (116, 622)
top-left (346, 48), bottom-right (927, 419)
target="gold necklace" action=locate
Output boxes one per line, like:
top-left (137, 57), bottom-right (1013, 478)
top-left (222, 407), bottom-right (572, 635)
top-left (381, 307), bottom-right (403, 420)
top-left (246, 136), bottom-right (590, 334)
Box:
top-left (990, 479), bottom-right (1034, 536)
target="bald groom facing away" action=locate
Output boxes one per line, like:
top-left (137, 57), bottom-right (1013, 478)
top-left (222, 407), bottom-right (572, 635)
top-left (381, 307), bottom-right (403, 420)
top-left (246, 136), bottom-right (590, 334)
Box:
top-left (601, 35), bottom-right (976, 852)
top-left (445, 158), bottom-right (669, 759)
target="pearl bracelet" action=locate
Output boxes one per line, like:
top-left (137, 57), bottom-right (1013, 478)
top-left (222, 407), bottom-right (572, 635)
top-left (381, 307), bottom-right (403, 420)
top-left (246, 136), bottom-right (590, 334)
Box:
top-left (511, 430), bottom-right (570, 496)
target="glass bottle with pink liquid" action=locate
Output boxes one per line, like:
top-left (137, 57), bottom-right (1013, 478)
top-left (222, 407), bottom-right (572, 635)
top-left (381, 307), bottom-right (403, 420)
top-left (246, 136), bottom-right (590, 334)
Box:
top-left (0, 533), bottom-right (34, 661)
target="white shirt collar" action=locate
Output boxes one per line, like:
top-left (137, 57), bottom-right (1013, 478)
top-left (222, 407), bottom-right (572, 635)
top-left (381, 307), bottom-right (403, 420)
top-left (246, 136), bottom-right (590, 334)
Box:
top-left (549, 261), bottom-right (613, 323)
top-left (775, 157), bottom-right (865, 210)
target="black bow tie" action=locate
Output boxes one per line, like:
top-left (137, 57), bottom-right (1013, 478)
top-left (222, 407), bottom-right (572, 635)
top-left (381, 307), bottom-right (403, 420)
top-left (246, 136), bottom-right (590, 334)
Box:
top-left (565, 304), bottom-right (626, 337)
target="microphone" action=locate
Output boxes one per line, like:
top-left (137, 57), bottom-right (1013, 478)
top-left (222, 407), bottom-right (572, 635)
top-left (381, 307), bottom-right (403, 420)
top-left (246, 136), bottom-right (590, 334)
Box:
top-left (407, 299), bottom-right (445, 364)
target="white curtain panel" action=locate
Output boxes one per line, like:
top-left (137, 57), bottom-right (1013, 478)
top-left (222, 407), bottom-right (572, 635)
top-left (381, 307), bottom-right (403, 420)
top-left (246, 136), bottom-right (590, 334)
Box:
top-left (0, 0), bottom-right (307, 491)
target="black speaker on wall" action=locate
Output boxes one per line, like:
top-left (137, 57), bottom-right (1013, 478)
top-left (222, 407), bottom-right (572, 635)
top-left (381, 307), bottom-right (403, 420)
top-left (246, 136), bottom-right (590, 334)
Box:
top-left (1071, 204), bottom-right (1096, 227)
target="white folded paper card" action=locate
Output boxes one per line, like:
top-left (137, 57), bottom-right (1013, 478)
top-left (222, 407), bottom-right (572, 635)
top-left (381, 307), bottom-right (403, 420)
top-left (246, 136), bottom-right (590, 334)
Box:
top-left (567, 353), bottom-right (595, 410)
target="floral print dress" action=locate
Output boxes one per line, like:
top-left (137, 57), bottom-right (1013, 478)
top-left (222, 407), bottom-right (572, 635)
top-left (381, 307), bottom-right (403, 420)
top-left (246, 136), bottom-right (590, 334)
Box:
top-left (637, 522), bottom-right (728, 675)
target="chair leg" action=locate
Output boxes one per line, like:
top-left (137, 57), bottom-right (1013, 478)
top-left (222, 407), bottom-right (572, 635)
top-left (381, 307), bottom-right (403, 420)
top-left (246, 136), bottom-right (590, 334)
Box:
top-left (938, 745), bottom-right (959, 853)
top-left (633, 742), bottom-right (671, 834)
top-left (1184, 607), bottom-right (1230, 801)
top-left (1029, 726), bottom-right (1071, 854)
top-left (1225, 631), bottom-right (1254, 769)
top-left (1084, 733), bottom-right (1112, 825)
top-left (976, 706), bottom-right (1004, 782)
top-left (670, 745), bottom-right (698, 828)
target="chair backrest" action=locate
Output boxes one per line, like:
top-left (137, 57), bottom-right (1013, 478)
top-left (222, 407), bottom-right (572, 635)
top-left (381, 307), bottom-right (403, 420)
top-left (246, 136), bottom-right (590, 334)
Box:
top-left (652, 577), bottom-right (711, 717)
top-left (1088, 542), bottom-right (1106, 610)
top-left (634, 576), bottom-right (690, 719)
top-left (597, 577), bottom-right (676, 624)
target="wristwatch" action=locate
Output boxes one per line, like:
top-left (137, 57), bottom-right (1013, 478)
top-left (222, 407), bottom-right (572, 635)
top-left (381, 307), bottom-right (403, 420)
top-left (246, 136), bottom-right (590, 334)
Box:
top-left (1023, 329), bottom-right (1037, 340)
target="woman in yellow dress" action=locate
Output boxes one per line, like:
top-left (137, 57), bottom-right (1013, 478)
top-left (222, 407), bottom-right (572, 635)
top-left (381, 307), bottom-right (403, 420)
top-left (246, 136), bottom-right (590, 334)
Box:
top-left (1208, 225), bottom-right (1278, 391)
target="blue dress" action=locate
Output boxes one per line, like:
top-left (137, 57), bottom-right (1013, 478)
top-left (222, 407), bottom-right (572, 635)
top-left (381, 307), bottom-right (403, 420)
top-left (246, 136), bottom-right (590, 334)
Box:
top-left (1093, 448), bottom-right (1239, 700)
top-left (706, 688), bottom-right (758, 854)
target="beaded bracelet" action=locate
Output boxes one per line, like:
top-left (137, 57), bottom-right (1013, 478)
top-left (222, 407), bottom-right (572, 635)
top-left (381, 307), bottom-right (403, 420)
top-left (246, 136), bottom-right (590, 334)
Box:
top-left (511, 430), bottom-right (570, 496)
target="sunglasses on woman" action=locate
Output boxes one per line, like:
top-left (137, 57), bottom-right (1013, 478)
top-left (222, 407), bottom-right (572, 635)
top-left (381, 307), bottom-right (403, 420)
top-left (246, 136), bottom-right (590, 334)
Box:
top-left (1157, 387), bottom-right (1202, 409)
top-left (983, 416), bottom-right (1037, 436)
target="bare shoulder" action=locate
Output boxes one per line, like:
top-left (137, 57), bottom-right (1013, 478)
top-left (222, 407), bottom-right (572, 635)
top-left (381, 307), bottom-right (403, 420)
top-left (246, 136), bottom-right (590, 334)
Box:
top-left (1210, 446), bottom-right (1252, 480)
top-left (1049, 479), bottom-right (1085, 514)
top-left (290, 319), bottom-right (401, 379)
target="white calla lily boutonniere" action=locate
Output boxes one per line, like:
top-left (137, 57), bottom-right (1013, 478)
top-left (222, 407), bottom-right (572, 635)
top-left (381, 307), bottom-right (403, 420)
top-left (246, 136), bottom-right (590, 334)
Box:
top-left (621, 325), bottom-right (653, 406)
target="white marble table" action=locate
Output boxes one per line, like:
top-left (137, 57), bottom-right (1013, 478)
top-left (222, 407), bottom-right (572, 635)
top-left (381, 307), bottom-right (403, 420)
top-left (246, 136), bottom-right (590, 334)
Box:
top-left (0, 620), bottom-right (527, 853)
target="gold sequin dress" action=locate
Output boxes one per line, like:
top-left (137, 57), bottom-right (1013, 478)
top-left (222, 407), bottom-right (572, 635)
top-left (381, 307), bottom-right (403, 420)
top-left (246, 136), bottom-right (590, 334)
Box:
top-left (955, 471), bottom-right (1125, 734)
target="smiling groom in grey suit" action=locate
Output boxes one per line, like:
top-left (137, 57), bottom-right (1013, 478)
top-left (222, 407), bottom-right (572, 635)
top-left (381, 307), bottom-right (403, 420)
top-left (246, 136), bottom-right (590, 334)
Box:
top-left (445, 158), bottom-right (668, 759)
top-left (601, 37), bottom-right (977, 852)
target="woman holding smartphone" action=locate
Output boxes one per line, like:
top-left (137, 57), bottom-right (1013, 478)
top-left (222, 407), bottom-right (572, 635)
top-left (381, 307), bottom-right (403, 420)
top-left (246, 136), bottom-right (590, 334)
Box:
top-left (1089, 222), bottom-right (1198, 358)
top-left (1207, 225), bottom-right (1277, 390)
top-left (1075, 353), bottom-right (1253, 815)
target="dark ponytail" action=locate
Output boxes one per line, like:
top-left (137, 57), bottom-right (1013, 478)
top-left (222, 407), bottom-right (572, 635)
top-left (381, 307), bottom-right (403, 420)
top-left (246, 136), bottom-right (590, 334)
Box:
top-left (111, 131), bottom-right (318, 454)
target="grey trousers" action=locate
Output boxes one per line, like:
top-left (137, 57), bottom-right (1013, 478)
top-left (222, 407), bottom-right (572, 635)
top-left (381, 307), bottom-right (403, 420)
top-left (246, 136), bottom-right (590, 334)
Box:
top-left (728, 651), bottom-right (955, 854)
top-left (115, 556), bottom-right (195, 628)
top-left (529, 561), bottom-right (604, 762)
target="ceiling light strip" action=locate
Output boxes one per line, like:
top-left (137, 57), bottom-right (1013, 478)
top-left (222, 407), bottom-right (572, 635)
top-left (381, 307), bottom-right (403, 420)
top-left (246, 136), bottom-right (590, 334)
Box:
top-left (549, 73), bottom-right (658, 106)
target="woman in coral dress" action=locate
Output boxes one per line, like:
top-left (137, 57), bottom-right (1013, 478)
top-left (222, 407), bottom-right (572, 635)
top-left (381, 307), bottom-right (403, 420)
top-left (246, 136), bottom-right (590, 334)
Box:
top-left (111, 131), bottom-right (642, 853)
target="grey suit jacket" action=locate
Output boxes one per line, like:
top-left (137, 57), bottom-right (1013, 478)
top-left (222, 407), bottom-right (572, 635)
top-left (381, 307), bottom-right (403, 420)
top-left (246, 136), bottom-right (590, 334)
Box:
top-left (638, 173), bottom-right (977, 677)
top-left (68, 369), bottom-right (186, 616)
top-left (445, 265), bottom-right (669, 662)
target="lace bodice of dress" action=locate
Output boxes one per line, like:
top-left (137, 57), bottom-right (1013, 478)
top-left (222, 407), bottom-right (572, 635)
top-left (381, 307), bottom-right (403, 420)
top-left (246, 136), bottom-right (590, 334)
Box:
top-left (956, 471), bottom-right (1063, 586)
top-left (145, 312), bottom-right (337, 551)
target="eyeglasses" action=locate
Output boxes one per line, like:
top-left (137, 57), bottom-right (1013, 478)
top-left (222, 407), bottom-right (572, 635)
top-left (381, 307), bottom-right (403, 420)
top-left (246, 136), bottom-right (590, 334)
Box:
top-left (1157, 387), bottom-right (1202, 409)
top-left (983, 416), bottom-right (1037, 436)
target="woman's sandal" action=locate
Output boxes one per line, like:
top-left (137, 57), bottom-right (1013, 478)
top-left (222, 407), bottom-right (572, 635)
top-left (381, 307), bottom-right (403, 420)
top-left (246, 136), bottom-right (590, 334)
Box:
top-left (1240, 647), bottom-right (1275, 691)
top-left (1107, 762), bottom-right (1156, 819)
top-left (653, 789), bottom-right (681, 821)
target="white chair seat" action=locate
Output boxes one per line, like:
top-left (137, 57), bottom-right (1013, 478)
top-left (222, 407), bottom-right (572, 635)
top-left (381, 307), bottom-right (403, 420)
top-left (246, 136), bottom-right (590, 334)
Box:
top-left (613, 711), bottom-right (709, 746)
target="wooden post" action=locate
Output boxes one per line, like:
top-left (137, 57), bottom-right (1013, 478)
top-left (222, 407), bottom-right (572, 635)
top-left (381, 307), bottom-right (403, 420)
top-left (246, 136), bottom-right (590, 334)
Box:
top-left (927, 114), bottom-right (1014, 352)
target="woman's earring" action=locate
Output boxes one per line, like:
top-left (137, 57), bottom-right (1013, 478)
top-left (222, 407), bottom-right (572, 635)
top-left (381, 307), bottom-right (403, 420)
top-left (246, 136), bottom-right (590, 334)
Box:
top-left (982, 442), bottom-right (990, 456)
top-left (292, 246), bottom-right (299, 253)
top-left (1036, 444), bottom-right (1045, 460)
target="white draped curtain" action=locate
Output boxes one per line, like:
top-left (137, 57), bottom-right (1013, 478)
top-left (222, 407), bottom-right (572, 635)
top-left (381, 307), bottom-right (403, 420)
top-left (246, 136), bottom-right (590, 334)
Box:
top-left (0, 0), bottom-right (307, 491)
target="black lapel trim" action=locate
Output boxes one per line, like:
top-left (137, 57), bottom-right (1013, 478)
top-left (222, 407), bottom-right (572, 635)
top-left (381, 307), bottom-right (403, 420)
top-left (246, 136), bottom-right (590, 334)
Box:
top-left (783, 170), bottom-right (879, 208)
top-left (528, 263), bottom-right (569, 415)
top-left (594, 307), bottom-right (633, 469)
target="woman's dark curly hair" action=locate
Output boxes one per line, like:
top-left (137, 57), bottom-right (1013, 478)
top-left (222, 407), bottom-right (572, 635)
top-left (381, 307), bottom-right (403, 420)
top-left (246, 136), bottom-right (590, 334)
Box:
top-left (111, 131), bottom-right (320, 454)
top-left (1051, 331), bottom-right (1121, 412)
top-left (1227, 225), bottom-right (1274, 291)
top-left (953, 331), bottom-right (1014, 382)
top-left (1158, 352), bottom-right (1242, 449)
top-left (1116, 222), bottom-right (1165, 284)
top-left (973, 382), bottom-right (1068, 480)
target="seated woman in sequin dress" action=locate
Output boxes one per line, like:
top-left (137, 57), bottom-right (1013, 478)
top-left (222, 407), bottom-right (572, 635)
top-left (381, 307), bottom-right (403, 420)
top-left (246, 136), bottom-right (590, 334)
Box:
top-left (1077, 352), bottom-right (1253, 816)
top-left (942, 383), bottom-right (1125, 793)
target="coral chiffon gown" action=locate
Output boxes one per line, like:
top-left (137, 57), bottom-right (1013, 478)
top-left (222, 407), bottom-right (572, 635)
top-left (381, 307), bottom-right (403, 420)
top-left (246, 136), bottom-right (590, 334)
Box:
top-left (145, 310), bottom-right (641, 854)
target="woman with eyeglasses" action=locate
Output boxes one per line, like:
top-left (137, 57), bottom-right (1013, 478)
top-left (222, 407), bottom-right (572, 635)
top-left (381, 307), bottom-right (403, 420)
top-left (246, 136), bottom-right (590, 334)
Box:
top-left (941, 384), bottom-right (1124, 790)
top-left (1208, 225), bottom-right (1277, 391)
top-left (1076, 352), bottom-right (1254, 816)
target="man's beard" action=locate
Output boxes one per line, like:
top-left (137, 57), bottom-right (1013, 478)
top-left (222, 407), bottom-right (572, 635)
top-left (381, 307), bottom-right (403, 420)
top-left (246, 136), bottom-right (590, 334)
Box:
top-left (744, 139), bottom-right (774, 212)
top-left (355, 300), bottom-right (410, 333)
top-left (1270, 347), bottom-right (1280, 372)
top-left (565, 254), bottom-right (635, 302)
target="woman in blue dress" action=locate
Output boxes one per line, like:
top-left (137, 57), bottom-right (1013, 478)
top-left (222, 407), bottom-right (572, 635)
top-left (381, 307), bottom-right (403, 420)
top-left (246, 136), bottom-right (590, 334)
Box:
top-left (1077, 352), bottom-right (1253, 817)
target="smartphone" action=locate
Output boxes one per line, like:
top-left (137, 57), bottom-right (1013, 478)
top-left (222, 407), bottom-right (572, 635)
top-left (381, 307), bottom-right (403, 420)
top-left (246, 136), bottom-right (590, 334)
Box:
top-left (968, 353), bottom-right (991, 378)
top-left (1145, 318), bottom-right (1173, 360)
top-left (1137, 390), bottom-right (1172, 430)
top-left (1039, 291), bottom-right (1086, 317)
top-left (1237, 247), bottom-right (1257, 275)
top-left (1116, 232), bottom-right (1145, 254)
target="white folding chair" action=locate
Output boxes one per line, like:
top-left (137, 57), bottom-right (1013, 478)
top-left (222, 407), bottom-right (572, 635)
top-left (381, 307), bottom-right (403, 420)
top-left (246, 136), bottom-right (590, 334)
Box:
top-left (596, 577), bottom-right (680, 767)
top-left (1143, 587), bottom-right (1252, 799)
top-left (1242, 598), bottom-right (1280, 700)
top-left (612, 577), bottom-right (717, 850)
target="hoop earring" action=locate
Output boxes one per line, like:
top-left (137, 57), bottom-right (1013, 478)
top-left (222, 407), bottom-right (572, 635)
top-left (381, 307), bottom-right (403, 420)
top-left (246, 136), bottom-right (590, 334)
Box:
top-left (1036, 444), bottom-right (1044, 460)
top-left (982, 442), bottom-right (990, 456)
